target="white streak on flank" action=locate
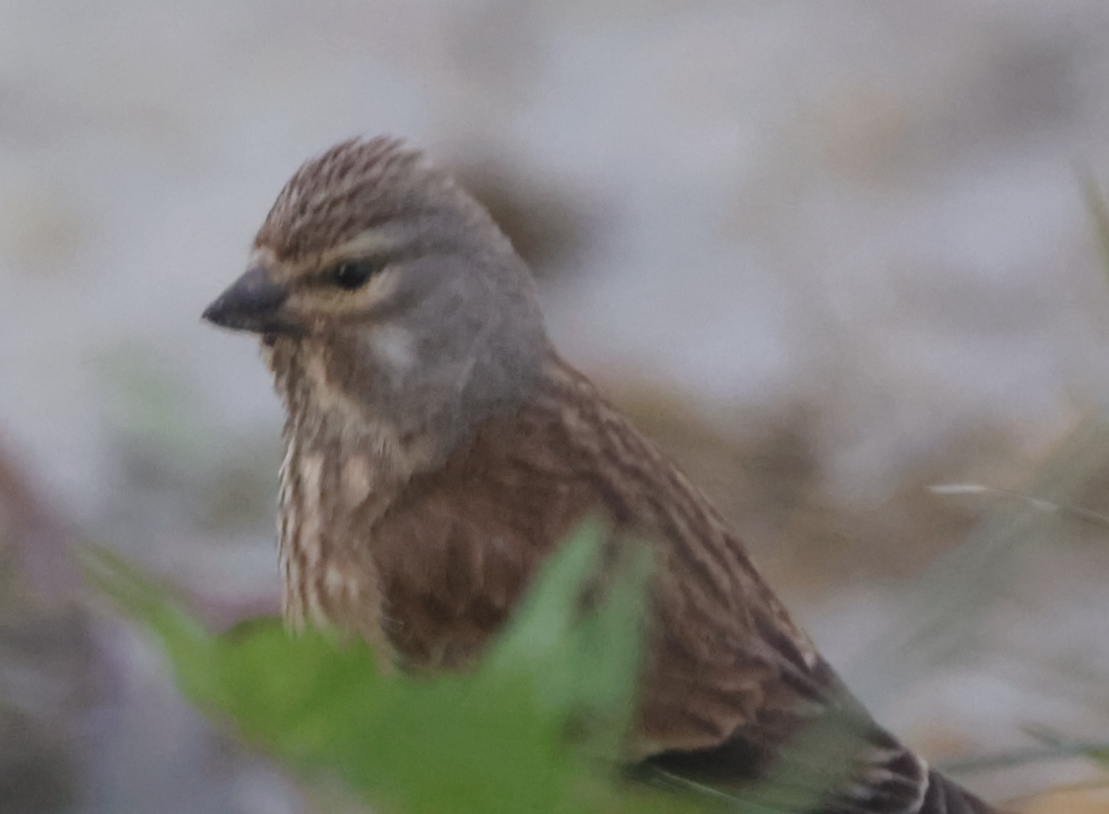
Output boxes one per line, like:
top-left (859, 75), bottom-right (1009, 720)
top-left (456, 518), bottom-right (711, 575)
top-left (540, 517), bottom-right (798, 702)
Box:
top-left (346, 576), bottom-right (362, 600)
top-left (280, 549), bottom-right (305, 632)
top-left (305, 586), bottom-right (331, 630)
top-left (278, 433), bottom-right (296, 490)
top-left (304, 353), bottom-right (330, 393)
top-left (298, 452), bottom-right (325, 569)
top-left (342, 455), bottom-right (373, 507)
top-left (369, 324), bottom-right (416, 373)
top-left (324, 564), bottom-right (362, 605)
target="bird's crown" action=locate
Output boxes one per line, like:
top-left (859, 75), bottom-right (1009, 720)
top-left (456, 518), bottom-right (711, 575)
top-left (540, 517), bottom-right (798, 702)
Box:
top-left (254, 136), bottom-right (473, 261)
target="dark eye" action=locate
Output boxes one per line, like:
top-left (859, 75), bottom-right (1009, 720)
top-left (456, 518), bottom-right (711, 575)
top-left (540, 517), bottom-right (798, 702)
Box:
top-left (329, 260), bottom-right (378, 290)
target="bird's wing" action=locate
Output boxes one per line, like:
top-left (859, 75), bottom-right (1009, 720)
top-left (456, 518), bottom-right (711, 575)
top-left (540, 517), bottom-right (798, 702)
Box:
top-left (532, 360), bottom-right (998, 813)
top-left (367, 357), bottom-right (996, 812)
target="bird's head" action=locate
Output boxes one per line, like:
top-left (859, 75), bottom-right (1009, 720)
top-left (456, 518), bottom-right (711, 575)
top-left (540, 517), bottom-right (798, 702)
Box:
top-left (203, 136), bottom-right (552, 446)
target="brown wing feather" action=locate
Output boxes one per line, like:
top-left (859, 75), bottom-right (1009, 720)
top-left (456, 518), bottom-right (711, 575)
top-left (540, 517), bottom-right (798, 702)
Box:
top-left (368, 398), bottom-right (594, 666)
top-left (369, 357), bottom-right (827, 751)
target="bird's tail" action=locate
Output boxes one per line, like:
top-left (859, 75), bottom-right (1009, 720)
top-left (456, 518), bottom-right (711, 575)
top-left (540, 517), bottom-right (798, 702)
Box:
top-left (639, 730), bottom-right (1001, 814)
top-left (821, 729), bottom-right (999, 814)
top-left (913, 768), bottom-right (998, 814)
top-left (809, 685), bottom-right (1001, 814)
top-left (636, 692), bottom-right (1001, 813)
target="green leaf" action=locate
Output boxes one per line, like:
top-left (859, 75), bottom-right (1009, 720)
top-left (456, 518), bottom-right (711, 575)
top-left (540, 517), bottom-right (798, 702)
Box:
top-left (81, 545), bottom-right (221, 706)
top-left (485, 519), bottom-right (653, 755)
top-left (84, 524), bottom-right (710, 814)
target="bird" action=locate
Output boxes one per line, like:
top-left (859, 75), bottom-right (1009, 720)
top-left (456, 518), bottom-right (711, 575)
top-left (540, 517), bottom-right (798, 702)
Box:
top-left (202, 136), bottom-right (1000, 814)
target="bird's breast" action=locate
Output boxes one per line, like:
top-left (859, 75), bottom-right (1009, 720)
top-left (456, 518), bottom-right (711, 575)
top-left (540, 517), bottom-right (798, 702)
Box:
top-left (276, 425), bottom-right (399, 651)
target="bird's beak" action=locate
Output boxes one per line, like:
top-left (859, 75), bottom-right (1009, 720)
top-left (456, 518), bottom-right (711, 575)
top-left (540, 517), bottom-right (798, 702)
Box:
top-left (202, 267), bottom-right (290, 334)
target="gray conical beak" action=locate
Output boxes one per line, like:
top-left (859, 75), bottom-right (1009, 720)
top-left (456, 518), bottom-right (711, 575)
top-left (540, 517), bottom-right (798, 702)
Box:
top-left (202, 267), bottom-right (289, 333)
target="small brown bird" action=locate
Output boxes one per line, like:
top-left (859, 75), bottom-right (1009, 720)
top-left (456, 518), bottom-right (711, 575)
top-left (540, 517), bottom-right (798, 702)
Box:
top-left (203, 137), bottom-right (998, 814)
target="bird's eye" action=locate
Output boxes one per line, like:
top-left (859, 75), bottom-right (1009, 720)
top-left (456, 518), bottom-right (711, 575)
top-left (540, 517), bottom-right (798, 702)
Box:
top-left (329, 260), bottom-right (378, 290)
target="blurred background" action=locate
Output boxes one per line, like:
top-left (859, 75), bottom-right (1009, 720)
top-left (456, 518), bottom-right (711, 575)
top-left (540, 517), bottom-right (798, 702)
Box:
top-left (2, 1), bottom-right (1109, 811)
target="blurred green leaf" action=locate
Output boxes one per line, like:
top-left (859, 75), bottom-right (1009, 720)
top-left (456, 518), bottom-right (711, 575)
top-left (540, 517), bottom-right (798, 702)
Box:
top-left (485, 519), bottom-right (653, 757)
top-left (86, 524), bottom-right (714, 814)
top-left (81, 545), bottom-right (221, 706)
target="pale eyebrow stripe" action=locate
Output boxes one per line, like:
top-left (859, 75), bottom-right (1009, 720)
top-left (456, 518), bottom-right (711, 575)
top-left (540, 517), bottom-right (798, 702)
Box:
top-left (316, 229), bottom-right (403, 269)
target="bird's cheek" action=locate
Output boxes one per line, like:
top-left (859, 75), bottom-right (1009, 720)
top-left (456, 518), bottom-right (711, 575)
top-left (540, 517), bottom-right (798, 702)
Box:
top-left (366, 324), bottom-right (418, 375)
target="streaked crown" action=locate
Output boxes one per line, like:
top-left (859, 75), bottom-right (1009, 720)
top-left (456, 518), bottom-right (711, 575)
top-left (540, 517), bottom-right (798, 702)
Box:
top-left (254, 136), bottom-right (494, 261)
